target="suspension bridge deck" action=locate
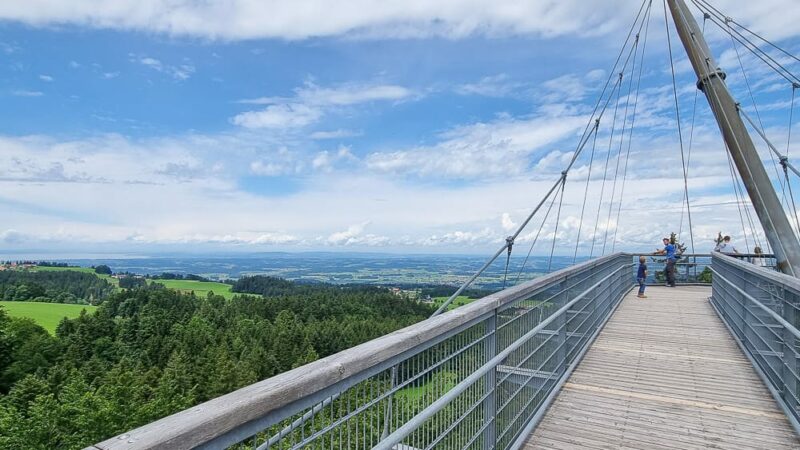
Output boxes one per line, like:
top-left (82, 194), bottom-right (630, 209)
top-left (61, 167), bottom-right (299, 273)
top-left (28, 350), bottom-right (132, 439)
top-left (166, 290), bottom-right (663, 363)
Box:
top-left (524, 285), bottom-right (800, 450)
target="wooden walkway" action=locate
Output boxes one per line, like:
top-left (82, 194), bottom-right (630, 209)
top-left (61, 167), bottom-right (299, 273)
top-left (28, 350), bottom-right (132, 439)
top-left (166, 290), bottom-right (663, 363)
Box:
top-left (525, 286), bottom-right (800, 449)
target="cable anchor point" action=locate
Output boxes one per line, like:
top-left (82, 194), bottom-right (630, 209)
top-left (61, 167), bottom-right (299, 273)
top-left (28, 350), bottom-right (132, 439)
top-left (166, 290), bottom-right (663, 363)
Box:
top-left (505, 236), bottom-right (514, 254)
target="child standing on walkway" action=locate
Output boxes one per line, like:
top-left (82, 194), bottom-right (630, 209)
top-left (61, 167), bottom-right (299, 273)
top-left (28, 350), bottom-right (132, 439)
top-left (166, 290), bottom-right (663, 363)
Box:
top-left (637, 256), bottom-right (648, 298)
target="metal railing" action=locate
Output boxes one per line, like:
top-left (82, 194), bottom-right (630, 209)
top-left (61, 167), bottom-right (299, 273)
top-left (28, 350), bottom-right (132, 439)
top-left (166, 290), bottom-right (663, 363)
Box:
top-left (709, 252), bottom-right (800, 434)
top-left (631, 253), bottom-right (712, 285)
top-left (89, 253), bottom-right (633, 450)
top-left (631, 252), bottom-right (777, 285)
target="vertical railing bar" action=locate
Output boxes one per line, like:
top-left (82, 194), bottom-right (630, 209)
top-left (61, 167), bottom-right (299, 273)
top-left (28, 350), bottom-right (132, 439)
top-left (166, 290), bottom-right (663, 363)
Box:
top-left (711, 256), bottom-right (800, 435)
top-left (372, 262), bottom-right (633, 450)
top-left (506, 264), bottom-right (631, 450)
top-left (708, 296), bottom-right (800, 434)
top-left (497, 267), bottom-right (623, 442)
top-left (172, 255), bottom-right (641, 450)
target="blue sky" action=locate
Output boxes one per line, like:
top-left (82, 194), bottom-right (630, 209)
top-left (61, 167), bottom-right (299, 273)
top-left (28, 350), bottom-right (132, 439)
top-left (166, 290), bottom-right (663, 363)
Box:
top-left (2, 0), bottom-right (800, 256)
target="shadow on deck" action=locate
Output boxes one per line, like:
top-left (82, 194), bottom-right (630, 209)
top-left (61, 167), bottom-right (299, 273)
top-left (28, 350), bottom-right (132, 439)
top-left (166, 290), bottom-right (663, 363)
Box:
top-left (525, 286), bottom-right (800, 449)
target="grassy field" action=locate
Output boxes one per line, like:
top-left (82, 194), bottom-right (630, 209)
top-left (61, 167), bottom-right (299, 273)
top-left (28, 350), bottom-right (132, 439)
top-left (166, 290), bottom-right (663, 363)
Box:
top-left (27, 266), bottom-right (235, 298)
top-left (0, 301), bottom-right (97, 334)
top-left (151, 279), bottom-right (235, 299)
top-left (29, 265), bottom-right (119, 286)
top-left (431, 295), bottom-right (475, 311)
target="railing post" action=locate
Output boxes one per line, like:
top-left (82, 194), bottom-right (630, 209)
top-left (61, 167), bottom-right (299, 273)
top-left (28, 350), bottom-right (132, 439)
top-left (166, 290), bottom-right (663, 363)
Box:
top-left (734, 268), bottom-right (749, 345)
top-left (557, 279), bottom-right (569, 372)
top-left (483, 313), bottom-right (497, 450)
top-left (783, 291), bottom-right (799, 412)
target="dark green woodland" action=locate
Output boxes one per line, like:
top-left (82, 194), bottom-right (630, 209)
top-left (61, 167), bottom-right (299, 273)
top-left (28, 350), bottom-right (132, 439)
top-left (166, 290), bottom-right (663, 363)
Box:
top-left (0, 275), bottom-right (434, 449)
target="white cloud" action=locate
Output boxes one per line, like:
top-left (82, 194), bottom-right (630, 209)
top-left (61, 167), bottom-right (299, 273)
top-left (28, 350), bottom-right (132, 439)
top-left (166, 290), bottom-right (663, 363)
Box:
top-left (501, 213), bottom-right (516, 231)
top-left (233, 103), bottom-right (322, 129)
top-left (168, 232), bottom-right (300, 246)
top-left (0, 229), bottom-right (25, 244)
top-left (130, 54), bottom-right (195, 80)
top-left (311, 146), bottom-right (357, 172)
top-left (249, 147), bottom-right (305, 176)
top-left (310, 129), bottom-right (362, 140)
top-left (233, 82), bottom-right (415, 129)
top-left (422, 228), bottom-right (498, 246)
top-left (0, 42), bottom-right (19, 54)
top-left (10, 89), bottom-right (43, 97)
top-left (366, 112), bottom-right (587, 178)
top-left (0, 0), bottom-right (654, 41)
top-left (455, 74), bottom-right (524, 97)
top-left (326, 222), bottom-right (390, 246)
top-left (38, 74), bottom-right (54, 82)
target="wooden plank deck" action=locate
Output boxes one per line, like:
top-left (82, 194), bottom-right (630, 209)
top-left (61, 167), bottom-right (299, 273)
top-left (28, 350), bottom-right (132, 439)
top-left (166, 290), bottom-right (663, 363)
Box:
top-left (524, 286), bottom-right (800, 450)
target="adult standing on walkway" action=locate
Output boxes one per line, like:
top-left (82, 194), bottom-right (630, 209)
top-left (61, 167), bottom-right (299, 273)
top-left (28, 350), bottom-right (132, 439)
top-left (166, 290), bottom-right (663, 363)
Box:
top-left (715, 235), bottom-right (739, 254)
top-left (656, 237), bottom-right (677, 287)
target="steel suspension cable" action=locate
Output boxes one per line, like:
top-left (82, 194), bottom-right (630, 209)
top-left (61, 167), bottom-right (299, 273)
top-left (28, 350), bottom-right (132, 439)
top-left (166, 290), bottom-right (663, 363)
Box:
top-left (664, 0), bottom-right (696, 253)
top-left (701, 69), bottom-right (770, 253)
top-left (697, 59), bottom-right (757, 251)
top-left (515, 181), bottom-right (562, 284)
top-left (786, 85), bottom-right (800, 234)
top-left (784, 164), bottom-right (800, 237)
top-left (672, 1), bottom-right (778, 255)
top-left (739, 107), bottom-right (800, 180)
top-left (432, 0), bottom-right (652, 314)
top-left (695, 0), bottom-right (800, 66)
top-left (692, 0), bottom-right (800, 67)
top-left (723, 145), bottom-right (753, 252)
top-left (603, 35), bottom-right (640, 256)
top-left (719, 13), bottom-right (789, 250)
top-left (737, 107), bottom-right (797, 250)
top-left (501, 237), bottom-right (512, 289)
top-left (613, 6), bottom-right (652, 253)
top-left (591, 73), bottom-right (624, 257)
top-left (698, 60), bottom-right (763, 250)
top-left (789, 85), bottom-right (797, 157)
top-left (691, 0), bottom-right (800, 86)
top-left (573, 120), bottom-right (600, 264)
top-left (548, 176), bottom-right (567, 272)
top-left (678, 14), bottom-right (706, 242)
top-left (568, 0), bottom-right (654, 168)
top-left (722, 15), bottom-right (791, 212)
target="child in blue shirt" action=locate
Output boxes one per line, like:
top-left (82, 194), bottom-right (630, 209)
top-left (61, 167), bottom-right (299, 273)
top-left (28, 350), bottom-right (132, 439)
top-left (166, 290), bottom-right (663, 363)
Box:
top-left (637, 256), bottom-right (648, 298)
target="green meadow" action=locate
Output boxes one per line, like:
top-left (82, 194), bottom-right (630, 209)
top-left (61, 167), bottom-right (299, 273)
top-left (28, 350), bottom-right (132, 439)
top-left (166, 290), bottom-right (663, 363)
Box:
top-left (150, 279), bottom-right (235, 299)
top-left (0, 301), bottom-right (97, 334)
top-left (432, 295), bottom-right (474, 311)
top-left (27, 265), bottom-right (234, 298)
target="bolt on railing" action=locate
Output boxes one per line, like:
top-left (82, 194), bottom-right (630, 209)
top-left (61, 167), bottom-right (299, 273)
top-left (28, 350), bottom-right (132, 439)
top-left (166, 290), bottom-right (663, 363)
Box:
top-left (709, 252), bottom-right (800, 434)
top-left (88, 253), bottom-right (634, 450)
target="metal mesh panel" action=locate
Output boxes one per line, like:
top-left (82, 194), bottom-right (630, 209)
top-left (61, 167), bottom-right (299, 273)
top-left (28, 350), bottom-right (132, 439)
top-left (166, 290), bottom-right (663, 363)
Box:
top-left (710, 254), bottom-right (800, 431)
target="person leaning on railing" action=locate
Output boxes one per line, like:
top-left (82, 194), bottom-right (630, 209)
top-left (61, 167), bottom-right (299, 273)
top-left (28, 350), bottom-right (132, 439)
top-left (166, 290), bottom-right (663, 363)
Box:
top-left (714, 235), bottom-right (739, 254)
top-left (655, 237), bottom-right (677, 287)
